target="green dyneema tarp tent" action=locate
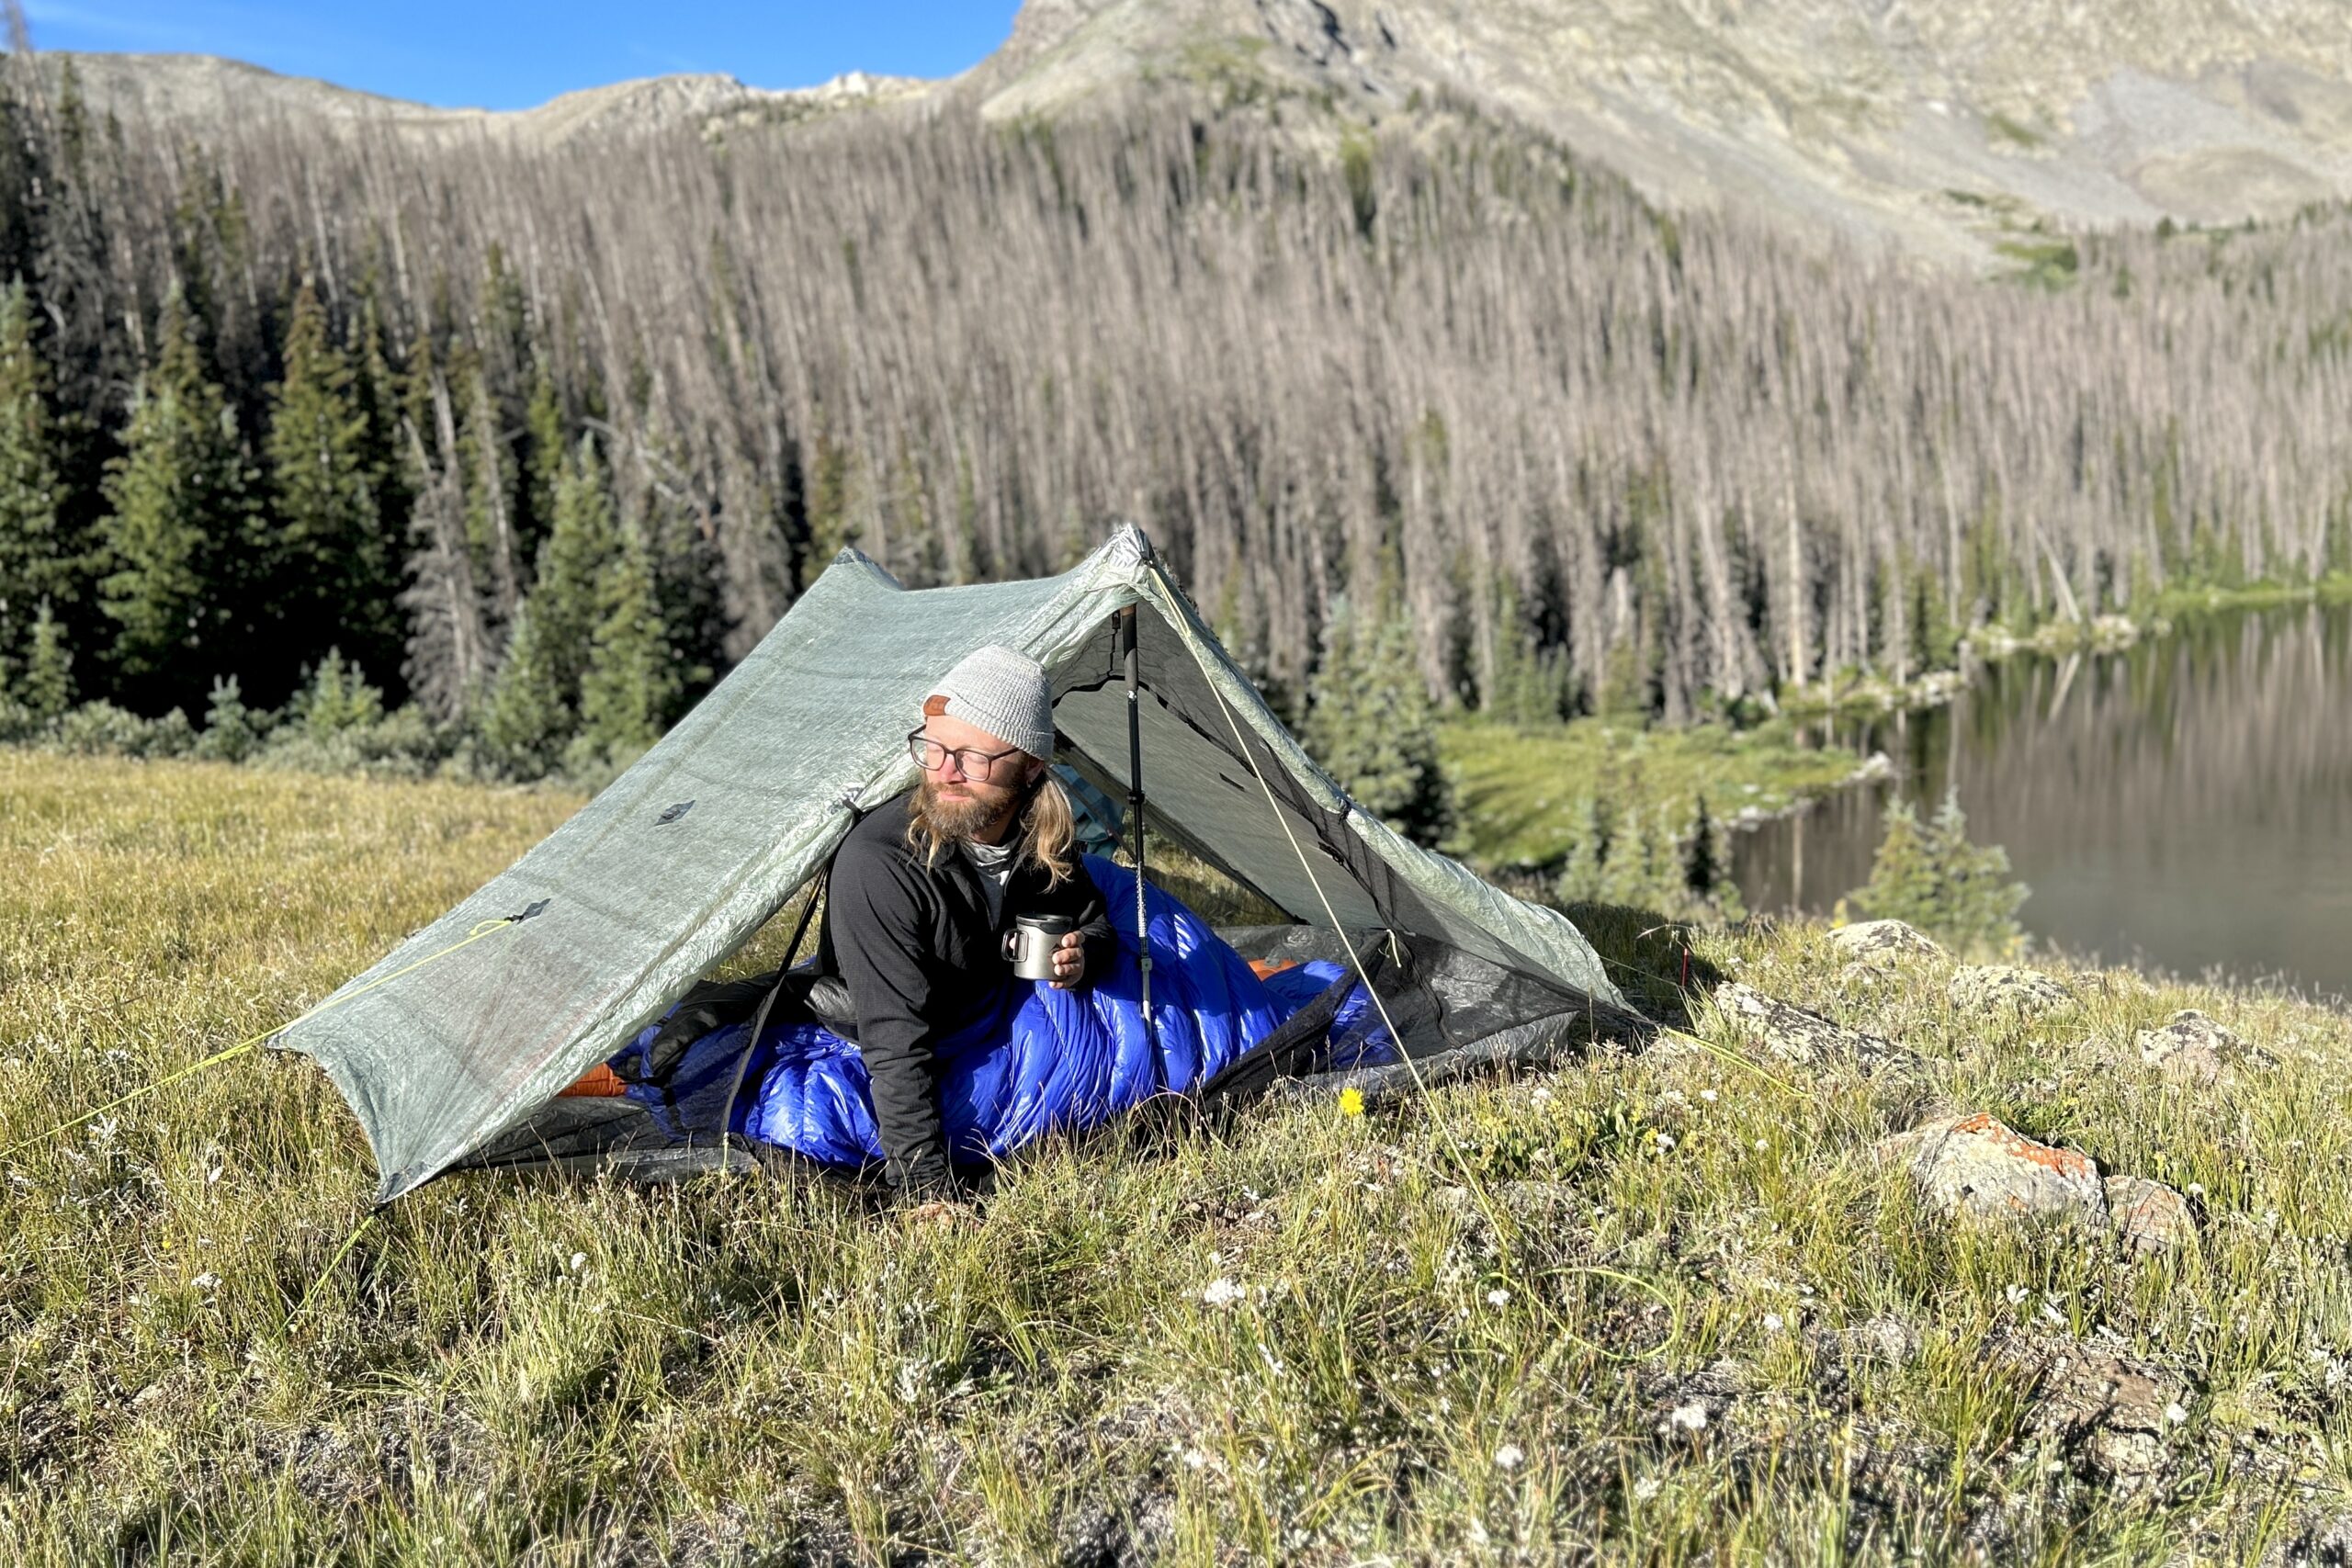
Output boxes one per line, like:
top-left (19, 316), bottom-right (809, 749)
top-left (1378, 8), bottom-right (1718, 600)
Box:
top-left (281, 525), bottom-right (1627, 1203)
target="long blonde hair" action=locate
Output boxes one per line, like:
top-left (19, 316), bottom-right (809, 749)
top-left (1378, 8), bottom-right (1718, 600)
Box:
top-left (905, 767), bottom-right (1079, 886)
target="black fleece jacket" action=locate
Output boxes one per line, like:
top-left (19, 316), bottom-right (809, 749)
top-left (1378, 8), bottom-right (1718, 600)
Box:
top-left (813, 789), bottom-right (1114, 1194)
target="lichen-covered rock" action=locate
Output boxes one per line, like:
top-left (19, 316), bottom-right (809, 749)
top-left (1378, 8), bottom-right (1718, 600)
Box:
top-left (1712, 982), bottom-right (1912, 1074)
top-left (2104, 1176), bottom-right (2196, 1256)
top-left (1878, 1113), bottom-right (2108, 1226)
top-left (2135, 1009), bottom-right (2276, 1085)
top-left (2028, 1347), bottom-right (2184, 1486)
top-left (1948, 964), bottom-right (2075, 1019)
top-left (1827, 919), bottom-right (1945, 965)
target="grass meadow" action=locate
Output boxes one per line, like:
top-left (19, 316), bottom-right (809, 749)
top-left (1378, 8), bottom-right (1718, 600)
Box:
top-left (2, 750), bottom-right (2348, 1563)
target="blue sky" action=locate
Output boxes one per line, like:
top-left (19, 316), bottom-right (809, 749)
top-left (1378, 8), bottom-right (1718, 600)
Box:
top-left (20, 1), bottom-right (1026, 109)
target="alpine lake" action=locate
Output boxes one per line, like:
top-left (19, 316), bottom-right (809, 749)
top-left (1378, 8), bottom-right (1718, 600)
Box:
top-left (1734, 603), bottom-right (2352, 1002)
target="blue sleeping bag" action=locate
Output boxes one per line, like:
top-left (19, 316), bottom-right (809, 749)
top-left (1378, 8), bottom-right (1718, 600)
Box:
top-left (616, 855), bottom-right (1389, 1168)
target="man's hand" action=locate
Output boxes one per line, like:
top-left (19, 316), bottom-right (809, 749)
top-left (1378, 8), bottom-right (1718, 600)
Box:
top-left (1050, 930), bottom-right (1087, 989)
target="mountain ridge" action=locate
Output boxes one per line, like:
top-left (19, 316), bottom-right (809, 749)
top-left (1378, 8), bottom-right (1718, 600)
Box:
top-left (27, 0), bottom-right (2352, 265)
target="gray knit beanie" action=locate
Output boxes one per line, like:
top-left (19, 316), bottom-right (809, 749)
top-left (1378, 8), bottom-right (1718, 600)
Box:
top-left (925, 645), bottom-right (1055, 759)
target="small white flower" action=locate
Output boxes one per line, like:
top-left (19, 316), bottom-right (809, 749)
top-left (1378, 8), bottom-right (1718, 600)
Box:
top-left (2165, 1403), bottom-right (2188, 1425)
top-left (1654, 1133), bottom-right (1677, 1151)
top-left (1761, 1313), bottom-right (1784, 1333)
top-left (568, 1252), bottom-right (587, 1274)
top-left (1495, 1443), bottom-right (1524, 1471)
top-left (1201, 1278), bottom-right (1245, 1308)
top-left (1182, 1448), bottom-right (1207, 1471)
top-left (1755, 1137), bottom-right (1770, 1151)
top-left (190, 1271), bottom-right (220, 1291)
top-left (1487, 1288), bottom-right (1510, 1308)
top-left (1669, 1402), bottom-right (1708, 1432)
top-left (1633, 1476), bottom-right (1662, 1502)
top-left (2005, 1284), bottom-right (2030, 1305)
top-left (1700, 1089), bottom-right (1718, 1102)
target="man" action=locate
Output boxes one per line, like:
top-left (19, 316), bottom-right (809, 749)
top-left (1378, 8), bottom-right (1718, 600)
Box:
top-left (639, 645), bottom-right (1114, 1199)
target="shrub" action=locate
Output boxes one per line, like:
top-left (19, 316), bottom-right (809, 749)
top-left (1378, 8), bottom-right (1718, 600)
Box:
top-left (256, 702), bottom-right (448, 781)
top-left (51, 701), bottom-right (196, 759)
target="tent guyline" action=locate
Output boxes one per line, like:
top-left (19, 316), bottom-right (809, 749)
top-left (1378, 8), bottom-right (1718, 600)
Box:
top-left (0, 903), bottom-right (551, 1163)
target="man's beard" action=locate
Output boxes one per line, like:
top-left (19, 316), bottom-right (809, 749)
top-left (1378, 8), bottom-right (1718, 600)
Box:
top-left (915, 775), bottom-right (1018, 844)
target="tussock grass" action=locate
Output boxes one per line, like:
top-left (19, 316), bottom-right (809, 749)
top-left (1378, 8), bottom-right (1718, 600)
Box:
top-left (3, 751), bottom-right (2348, 1562)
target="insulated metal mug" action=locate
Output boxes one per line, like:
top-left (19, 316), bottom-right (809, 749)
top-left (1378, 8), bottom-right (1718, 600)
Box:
top-left (1006, 914), bottom-right (1077, 981)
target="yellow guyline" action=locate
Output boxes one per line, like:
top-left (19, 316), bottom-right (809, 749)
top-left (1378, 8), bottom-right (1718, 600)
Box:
top-left (1, 913), bottom-right (535, 1162)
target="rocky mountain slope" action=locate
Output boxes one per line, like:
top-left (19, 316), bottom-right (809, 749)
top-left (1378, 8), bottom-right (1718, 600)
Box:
top-left (31, 1), bottom-right (2352, 263)
top-left (962, 0), bottom-right (2352, 265)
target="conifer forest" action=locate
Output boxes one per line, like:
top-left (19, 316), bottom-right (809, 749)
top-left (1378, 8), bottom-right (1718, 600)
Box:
top-left (1, 49), bottom-right (2349, 782)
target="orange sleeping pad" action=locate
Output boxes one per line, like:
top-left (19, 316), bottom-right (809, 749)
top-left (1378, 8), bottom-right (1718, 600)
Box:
top-left (558, 1063), bottom-right (629, 1098)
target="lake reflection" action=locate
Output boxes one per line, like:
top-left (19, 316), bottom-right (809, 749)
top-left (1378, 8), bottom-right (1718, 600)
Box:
top-left (1733, 604), bottom-right (2352, 1000)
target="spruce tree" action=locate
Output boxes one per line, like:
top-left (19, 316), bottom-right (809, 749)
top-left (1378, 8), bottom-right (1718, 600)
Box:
top-left (456, 359), bottom-right (521, 615)
top-left (1849, 797), bottom-right (1939, 930)
top-left (299, 647), bottom-right (383, 738)
top-left (1681, 795), bottom-right (1746, 919)
top-left (1555, 795), bottom-right (1611, 906)
top-left (1846, 790), bottom-right (2029, 953)
top-left (1483, 577), bottom-right (1569, 727)
top-left (0, 278), bottom-right (65, 664)
top-left (266, 281), bottom-right (390, 673)
top-left (531, 433), bottom-right (619, 705)
top-left (572, 520), bottom-right (680, 767)
top-left (1304, 604), bottom-right (1456, 849)
top-left (195, 675), bottom-right (266, 763)
top-left (523, 360), bottom-right (565, 552)
top-left (96, 295), bottom-right (251, 705)
top-left (349, 277), bottom-right (413, 594)
top-left (477, 595), bottom-right (570, 779)
top-left (1923, 792), bottom-right (2030, 953)
top-left (22, 599), bottom-right (71, 724)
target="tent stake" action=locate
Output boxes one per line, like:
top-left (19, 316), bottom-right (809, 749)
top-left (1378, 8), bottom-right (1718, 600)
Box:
top-left (1117, 607), bottom-right (1152, 1037)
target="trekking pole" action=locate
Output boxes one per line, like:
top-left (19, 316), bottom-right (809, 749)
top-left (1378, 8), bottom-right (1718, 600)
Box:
top-left (1118, 606), bottom-right (1152, 1035)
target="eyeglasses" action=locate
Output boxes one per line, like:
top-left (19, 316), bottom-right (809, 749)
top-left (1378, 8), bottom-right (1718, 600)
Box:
top-left (908, 729), bottom-right (1023, 779)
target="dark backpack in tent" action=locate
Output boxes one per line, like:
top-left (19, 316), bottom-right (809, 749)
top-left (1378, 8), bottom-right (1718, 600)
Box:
top-left (276, 526), bottom-right (1634, 1202)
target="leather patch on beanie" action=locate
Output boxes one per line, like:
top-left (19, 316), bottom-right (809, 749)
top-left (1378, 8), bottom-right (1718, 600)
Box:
top-left (923, 694), bottom-right (949, 717)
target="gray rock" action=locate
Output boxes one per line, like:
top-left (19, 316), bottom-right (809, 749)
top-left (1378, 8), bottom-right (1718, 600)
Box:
top-left (1827, 919), bottom-right (1945, 966)
top-left (2270, 1511), bottom-right (2352, 1568)
top-left (2136, 1009), bottom-right (2276, 1085)
top-left (1878, 1113), bottom-right (2108, 1226)
top-left (1712, 982), bottom-right (1912, 1074)
top-left (2028, 1347), bottom-right (2184, 1487)
top-left (1948, 964), bottom-right (2075, 1019)
top-left (1837, 1314), bottom-right (1920, 1366)
top-left (2105, 1176), bottom-right (2196, 1256)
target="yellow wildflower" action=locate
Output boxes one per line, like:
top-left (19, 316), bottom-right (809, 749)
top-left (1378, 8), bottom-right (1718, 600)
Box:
top-left (1337, 1087), bottom-right (1365, 1117)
